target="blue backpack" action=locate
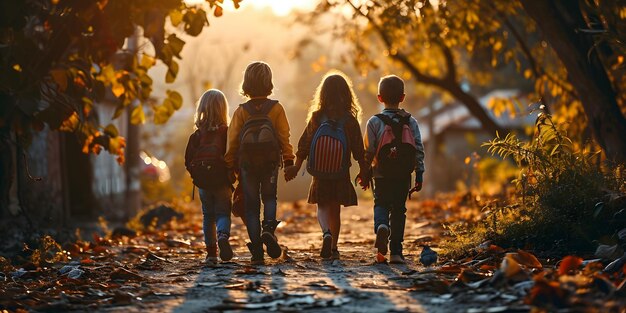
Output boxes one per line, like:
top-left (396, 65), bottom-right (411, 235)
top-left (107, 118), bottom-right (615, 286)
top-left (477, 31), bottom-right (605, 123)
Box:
top-left (307, 116), bottom-right (350, 179)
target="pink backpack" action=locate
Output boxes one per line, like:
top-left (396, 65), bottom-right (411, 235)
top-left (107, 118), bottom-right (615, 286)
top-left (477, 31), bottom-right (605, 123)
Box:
top-left (375, 111), bottom-right (417, 177)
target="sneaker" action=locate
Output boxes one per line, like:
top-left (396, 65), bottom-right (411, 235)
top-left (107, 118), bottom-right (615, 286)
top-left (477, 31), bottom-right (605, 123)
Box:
top-left (375, 224), bottom-right (390, 255)
top-left (320, 231), bottom-right (332, 259)
top-left (247, 242), bottom-right (265, 265)
top-left (206, 245), bottom-right (218, 266)
top-left (205, 254), bottom-right (218, 266)
top-left (217, 233), bottom-right (233, 261)
top-left (331, 249), bottom-right (340, 260)
top-left (250, 255), bottom-right (265, 265)
top-left (390, 254), bottom-right (405, 264)
top-left (261, 220), bottom-right (282, 259)
top-left (261, 232), bottom-right (282, 259)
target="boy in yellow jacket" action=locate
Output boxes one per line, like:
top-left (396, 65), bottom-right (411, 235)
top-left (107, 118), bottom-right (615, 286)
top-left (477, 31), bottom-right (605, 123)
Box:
top-left (225, 61), bottom-right (295, 265)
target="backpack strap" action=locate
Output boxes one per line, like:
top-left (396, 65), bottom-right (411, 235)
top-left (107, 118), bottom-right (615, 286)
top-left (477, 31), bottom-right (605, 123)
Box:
top-left (375, 113), bottom-right (394, 126)
top-left (242, 99), bottom-right (278, 116)
top-left (376, 113), bottom-right (403, 140)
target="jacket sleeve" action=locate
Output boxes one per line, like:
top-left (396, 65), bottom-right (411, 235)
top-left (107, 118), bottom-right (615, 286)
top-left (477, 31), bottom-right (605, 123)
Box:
top-left (363, 117), bottom-right (378, 166)
top-left (184, 131), bottom-right (198, 172)
top-left (225, 107), bottom-right (244, 168)
top-left (296, 119), bottom-right (315, 160)
top-left (273, 103), bottom-right (295, 166)
top-left (348, 116), bottom-right (365, 162)
top-left (411, 117), bottom-right (426, 181)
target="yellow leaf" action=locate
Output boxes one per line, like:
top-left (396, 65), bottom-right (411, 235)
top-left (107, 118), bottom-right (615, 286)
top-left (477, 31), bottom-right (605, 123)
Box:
top-left (140, 54), bottom-right (156, 69)
top-left (131, 105), bottom-right (145, 124)
top-left (59, 112), bottom-right (79, 132)
top-left (524, 69), bottom-right (532, 79)
top-left (13, 64), bottom-right (22, 72)
top-left (464, 156), bottom-right (471, 165)
top-left (108, 136), bottom-right (126, 155)
top-left (169, 9), bottom-right (183, 26)
top-left (112, 83), bottom-right (125, 97)
top-left (153, 105), bottom-right (171, 124)
top-left (165, 60), bottom-right (179, 83)
top-left (99, 64), bottom-right (116, 83)
top-left (493, 41), bottom-right (502, 52)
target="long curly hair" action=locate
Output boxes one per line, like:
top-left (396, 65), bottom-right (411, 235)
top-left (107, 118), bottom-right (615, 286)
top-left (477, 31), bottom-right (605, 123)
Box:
top-left (307, 70), bottom-right (361, 123)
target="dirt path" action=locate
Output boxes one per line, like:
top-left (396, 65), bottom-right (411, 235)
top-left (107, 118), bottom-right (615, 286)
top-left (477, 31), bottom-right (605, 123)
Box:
top-left (86, 200), bottom-right (521, 313)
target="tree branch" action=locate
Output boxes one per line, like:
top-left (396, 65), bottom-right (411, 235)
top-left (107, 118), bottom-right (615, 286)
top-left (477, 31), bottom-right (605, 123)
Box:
top-left (345, 0), bottom-right (505, 135)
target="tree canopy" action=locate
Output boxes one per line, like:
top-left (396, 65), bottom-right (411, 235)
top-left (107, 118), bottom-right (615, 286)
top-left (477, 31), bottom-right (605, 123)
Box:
top-left (312, 0), bottom-right (626, 161)
top-left (0, 0), bottom-right (239, 163)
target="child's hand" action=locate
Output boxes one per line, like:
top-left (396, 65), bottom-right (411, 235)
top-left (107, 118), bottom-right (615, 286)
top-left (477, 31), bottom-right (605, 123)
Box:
top-left (356, 169), bottom-right (372, 191)
top-left (284, 165), bottom-right (299, 182)
top-left (408, 181), bottom-right (423, 199)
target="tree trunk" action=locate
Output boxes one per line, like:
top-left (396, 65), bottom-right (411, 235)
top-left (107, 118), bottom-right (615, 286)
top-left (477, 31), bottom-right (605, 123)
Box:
top-left (520, 0), bottom-right (626, 163)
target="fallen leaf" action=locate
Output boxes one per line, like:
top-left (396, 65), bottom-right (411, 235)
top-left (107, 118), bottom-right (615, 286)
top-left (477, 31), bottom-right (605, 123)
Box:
top-left (500, 254), bottom-right (523, 279)
top-left (511, 250), bottom-right (542, 269)
top-left (110, 268), bottom-right (144, 281)
top-left (526, 276), bottom-right (567, 308)
top-left (558, 256), bottom-right (583, 276)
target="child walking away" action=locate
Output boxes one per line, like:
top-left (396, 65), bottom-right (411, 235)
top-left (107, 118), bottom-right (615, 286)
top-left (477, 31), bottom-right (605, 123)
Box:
top-left (185, 89), bottom-right (234, 266)
top-left (363, 75), bottom-right (425, 264)
top-left (285, 71), bottom-right (368, 260)
top-left (225, 62), bottom-right (295, 265)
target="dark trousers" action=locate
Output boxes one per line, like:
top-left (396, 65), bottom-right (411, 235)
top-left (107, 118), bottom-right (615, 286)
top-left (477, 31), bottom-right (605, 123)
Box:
top-left (373, 177), bottom-right (411, 255)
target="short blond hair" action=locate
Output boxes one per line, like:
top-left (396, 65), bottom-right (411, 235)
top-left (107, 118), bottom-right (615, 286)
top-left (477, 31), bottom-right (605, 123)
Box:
top-left (240, 61), bottom-right (273, 98)
top-left (195, 89), bottom-right (229, 130)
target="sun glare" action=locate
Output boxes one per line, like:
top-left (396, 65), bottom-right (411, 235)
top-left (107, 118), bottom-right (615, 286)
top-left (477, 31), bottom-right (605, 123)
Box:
top-left (184, 0), bottom-right (316, 16)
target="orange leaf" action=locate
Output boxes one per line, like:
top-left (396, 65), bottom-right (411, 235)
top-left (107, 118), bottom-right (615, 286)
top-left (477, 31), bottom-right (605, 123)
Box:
top-left (558, 256), bottom-right (582, 276)
top-left (214, 5), bottom-right (223, 17)
top-left (501, 254), bottom-right (522, 278)
top-left (511, 250), bottom-right (543, 268)
top-left (376, 252), bottom-right (386, 263)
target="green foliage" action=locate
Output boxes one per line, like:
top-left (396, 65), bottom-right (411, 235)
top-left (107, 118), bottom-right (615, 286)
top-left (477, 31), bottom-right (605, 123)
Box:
top-left (0, 0), bottom-right (236, 162)
top-left (447, 106), bottom-right (625, 256)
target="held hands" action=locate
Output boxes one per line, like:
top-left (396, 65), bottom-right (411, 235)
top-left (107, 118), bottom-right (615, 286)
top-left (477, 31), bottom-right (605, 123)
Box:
top-left (355, 167), bottom-right (372, 191)
top-left (284, 164), bottom-right (300, 182)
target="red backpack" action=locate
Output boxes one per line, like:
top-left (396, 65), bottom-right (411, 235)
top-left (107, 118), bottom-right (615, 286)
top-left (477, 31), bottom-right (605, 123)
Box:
top-left (375, 111), bottom-right (417, 178)
top-left (189, 126), bottom-right (229, 189)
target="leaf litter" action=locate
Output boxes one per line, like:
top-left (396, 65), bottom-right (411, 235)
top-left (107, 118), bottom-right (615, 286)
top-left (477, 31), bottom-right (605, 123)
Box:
top-left (1, 198), bottom-right (626, 312)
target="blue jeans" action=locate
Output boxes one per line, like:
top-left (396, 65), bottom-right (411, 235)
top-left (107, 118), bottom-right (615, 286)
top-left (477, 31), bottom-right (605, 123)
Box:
top-left (199, 186), bottom-right (232, 248)
top-left (241, 167), bottom-right (278, 245)
top-left (373, 177), bottom-right (411, 255)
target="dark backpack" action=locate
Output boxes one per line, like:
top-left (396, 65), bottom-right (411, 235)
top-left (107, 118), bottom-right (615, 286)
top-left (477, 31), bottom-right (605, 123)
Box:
top-left (375, 111), bottom-right (417, 178)
top-left (238, 99), bottom-right (280, 176)
top-left (307, 115), bottom-right (350, 179)
top-left (189, 126), bottom-right (229, 189)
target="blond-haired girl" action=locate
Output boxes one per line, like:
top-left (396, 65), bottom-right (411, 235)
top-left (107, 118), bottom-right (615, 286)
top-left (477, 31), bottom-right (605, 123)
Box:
top-left (185, 89), bottom-right (233, 266)
top-left (285, 71), bottom-right (368, 260)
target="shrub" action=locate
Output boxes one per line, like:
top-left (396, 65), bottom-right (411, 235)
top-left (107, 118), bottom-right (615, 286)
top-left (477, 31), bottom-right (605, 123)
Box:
top-left (445, 106), bottom-right (626, 257)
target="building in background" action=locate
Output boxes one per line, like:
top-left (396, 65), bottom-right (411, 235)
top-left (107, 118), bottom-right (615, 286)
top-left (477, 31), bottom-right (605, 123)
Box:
top-left (416, 89), bottom-right (536, 196)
